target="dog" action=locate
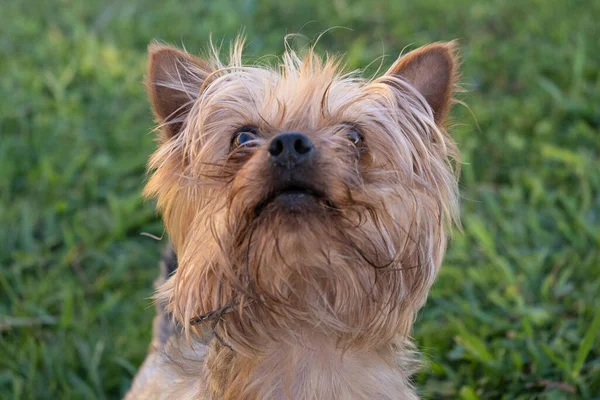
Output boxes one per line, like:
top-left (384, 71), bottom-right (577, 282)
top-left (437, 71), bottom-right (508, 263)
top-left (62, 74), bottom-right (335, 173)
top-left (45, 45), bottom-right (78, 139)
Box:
top-left (125, 36), bottom-right (461, 399)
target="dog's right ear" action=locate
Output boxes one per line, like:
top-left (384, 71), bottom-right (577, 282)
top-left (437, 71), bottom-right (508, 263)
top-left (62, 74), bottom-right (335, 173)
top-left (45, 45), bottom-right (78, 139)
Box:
top-left (147, 42), bottom-right (213, 138)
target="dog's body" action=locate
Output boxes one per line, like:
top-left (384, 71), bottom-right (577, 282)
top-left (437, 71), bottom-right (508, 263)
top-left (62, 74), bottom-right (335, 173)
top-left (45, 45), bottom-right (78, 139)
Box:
top-left (127, 249), bottom-right (422, 400)
top-left (126, 37), bottom-right (461, 399)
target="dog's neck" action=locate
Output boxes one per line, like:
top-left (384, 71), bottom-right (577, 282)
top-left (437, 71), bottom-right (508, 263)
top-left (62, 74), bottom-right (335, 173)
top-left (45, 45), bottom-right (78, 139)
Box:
top-left (204, 331), bottom-right (418, 400)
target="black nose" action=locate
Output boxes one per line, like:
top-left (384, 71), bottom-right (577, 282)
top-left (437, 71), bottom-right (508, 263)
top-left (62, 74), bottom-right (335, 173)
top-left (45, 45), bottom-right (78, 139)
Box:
top-left (268, 132), bottom-right (314, 168)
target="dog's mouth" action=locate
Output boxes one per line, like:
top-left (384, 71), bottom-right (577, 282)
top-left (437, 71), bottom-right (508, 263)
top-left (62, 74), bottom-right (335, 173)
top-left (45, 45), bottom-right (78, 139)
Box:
top-left (254, 183), bottom-right (331, 217)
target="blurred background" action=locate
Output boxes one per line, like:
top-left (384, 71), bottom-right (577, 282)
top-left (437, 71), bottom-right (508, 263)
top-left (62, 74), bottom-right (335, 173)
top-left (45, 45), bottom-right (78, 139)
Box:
top-left (1, 0), bottom-right (599, 399)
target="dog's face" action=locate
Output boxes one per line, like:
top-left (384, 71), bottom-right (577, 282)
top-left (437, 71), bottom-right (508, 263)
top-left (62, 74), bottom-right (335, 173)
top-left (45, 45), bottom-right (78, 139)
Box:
top-left (144, 39), bottom-right (460, 349)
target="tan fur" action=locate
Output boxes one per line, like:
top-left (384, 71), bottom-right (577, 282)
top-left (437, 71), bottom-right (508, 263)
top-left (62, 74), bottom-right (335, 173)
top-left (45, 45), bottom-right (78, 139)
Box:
top-left (127, 36), bottom-right (461, 399)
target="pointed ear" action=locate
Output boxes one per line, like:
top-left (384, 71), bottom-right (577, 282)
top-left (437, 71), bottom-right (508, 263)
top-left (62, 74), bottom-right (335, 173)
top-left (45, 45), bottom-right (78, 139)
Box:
top-left (386, 41), bottom-right (459, 125)
top-left (146, 42), bottom-right (213, 138)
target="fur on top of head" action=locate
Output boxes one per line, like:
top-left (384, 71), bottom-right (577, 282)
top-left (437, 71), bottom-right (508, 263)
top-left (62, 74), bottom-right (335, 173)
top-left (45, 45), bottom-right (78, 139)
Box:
top-left (143, 36), bottom-right (461, 352)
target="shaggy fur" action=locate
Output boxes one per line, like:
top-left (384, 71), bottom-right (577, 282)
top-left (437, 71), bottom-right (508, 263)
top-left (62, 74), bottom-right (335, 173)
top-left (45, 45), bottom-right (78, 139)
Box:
top-left (126, 36), bottom-right (461, 400)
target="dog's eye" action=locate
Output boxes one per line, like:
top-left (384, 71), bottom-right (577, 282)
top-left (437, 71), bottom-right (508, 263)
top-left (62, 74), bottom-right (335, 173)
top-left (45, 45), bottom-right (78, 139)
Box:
top-left (338, 124), bottom-right (363, 147)
top-left (347, 129), bottom-right (362, 145)
top-left (232, 126), bottom-right (259, 148)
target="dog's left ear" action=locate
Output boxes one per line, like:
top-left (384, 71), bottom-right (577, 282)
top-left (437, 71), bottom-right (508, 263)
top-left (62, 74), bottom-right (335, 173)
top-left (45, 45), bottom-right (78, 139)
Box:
top-left (146, 42), bottom-right (213, 138)
top-left (386, 41), bottom-right (459, 125)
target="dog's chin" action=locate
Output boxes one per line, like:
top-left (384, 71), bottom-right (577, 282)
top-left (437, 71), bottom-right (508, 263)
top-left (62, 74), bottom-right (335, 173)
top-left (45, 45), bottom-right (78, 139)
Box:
top-left (253, 187), bottom-right (330, 218)
top-left (269, 191), bottom-right (321, 212)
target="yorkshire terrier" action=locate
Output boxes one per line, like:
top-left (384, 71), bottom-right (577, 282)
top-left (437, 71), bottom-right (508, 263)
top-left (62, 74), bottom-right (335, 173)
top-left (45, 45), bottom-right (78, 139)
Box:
top-left (126, 36), bottom-right (461, 399)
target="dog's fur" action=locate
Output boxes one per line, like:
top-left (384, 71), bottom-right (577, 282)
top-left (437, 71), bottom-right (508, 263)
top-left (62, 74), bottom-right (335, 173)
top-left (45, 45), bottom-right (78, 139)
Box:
top-left (126, 37), bottom-right (461, 399)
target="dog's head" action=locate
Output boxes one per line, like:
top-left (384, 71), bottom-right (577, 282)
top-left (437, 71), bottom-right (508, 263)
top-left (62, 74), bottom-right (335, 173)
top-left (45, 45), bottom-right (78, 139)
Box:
top-left (144, 38), bottom-right (460, 349)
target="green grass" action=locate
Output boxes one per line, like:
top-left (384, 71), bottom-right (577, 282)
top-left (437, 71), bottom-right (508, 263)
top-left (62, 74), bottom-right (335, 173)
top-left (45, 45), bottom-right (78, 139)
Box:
top-left (1, 0), bottom-right (599, 399)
